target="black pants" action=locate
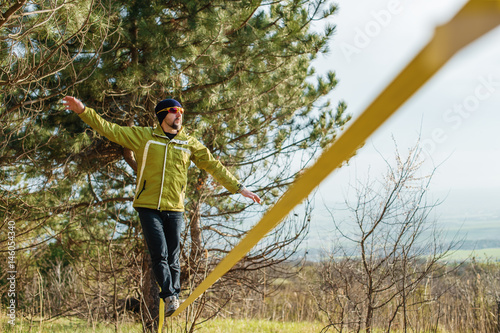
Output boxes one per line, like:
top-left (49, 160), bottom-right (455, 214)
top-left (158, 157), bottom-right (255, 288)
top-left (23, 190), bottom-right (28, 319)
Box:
top-left (136, 208), bottom-right (183, 299)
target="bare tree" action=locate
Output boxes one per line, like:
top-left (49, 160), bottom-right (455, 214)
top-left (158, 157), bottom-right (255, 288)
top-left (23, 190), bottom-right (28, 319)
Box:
top-left (313, 143), bottom-right (458, 333)
top-left (177, 199), bottom-right (313, 332)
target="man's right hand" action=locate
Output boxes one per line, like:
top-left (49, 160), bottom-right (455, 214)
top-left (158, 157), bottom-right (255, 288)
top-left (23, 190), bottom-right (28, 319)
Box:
top-left (62, 96), bottom-right (85, 114)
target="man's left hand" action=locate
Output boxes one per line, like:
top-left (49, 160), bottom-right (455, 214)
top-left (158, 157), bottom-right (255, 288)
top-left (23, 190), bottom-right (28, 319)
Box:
top-left (240, 188), bottom-right (261, 204)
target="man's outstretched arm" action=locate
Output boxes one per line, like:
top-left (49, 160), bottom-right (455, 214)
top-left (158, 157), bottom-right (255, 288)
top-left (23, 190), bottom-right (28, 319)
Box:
top-left (62, 96), bottom-right (85, 114)
top-left (61, 96), bottom-right (142, 151)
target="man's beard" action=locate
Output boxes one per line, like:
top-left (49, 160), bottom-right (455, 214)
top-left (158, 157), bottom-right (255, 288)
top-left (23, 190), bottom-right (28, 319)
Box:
top-left (170, 119), bottom-right (181, 130)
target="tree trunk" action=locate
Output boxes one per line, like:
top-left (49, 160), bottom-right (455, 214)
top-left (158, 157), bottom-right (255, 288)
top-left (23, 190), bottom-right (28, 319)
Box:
top-left (141, 245), bottom-right (160, 333)
top-left (365, 303), bottom-right (373, 333)
top-left (187, 172), bottom-right (207, 277)
top-left (189, 200), bottom-right (203, 272)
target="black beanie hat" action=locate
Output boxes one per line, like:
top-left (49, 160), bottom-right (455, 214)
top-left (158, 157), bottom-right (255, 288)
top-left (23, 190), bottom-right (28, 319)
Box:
top-left (155, 98), bottom-right (182, 125)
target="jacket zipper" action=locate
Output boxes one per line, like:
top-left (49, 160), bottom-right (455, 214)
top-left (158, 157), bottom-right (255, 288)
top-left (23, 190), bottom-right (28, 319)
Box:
top-left (157, 142), bottom-right (169, 210)
top-left (136, 180), bottom-right (146, 199)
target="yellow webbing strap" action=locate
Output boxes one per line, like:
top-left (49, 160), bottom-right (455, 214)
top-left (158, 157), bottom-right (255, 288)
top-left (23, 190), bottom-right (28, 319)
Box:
top-left (158, 297), bottom-right (164, 332)
top-left (169, 0), bottom-right (500, 321)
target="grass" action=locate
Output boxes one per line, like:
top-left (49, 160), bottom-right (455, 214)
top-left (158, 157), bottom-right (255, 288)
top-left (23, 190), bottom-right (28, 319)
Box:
top-left (443, 248), bottom-right (500, 261)
top-left (196, 318), bottom-right (325, 332)
top-left (1, 315), bottom-right (325, 333)
top-left (0, 316), bottom-right (140, 333)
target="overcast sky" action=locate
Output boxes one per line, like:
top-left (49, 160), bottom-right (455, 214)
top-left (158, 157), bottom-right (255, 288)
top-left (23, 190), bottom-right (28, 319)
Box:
top-left (311, 0), bottom-right (500, 216)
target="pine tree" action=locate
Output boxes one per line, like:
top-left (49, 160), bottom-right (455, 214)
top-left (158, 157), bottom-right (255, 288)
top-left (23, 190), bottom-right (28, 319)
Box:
top-left (1, 0), bottom-right (118, 321)
top-left (1, 0), bottom-right (350, 330)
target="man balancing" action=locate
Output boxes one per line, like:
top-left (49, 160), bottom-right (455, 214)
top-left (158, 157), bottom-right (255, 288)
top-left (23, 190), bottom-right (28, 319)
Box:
top-left (62, 96), bottom-right (261, 316)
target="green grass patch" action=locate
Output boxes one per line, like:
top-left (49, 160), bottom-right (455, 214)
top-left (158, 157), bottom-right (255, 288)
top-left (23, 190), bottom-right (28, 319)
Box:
top-left (197, 318), bottom-right (325, 332)
top-left (0, 316), bottom-right (140, 333)
top-left (443, 248), bottom-right (500, 261)
top-left (1, 314), bottom-right (325, 333)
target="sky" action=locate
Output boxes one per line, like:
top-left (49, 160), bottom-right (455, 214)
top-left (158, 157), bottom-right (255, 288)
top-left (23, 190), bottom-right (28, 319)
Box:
top-left (310, 0), bottom-right (500, 219)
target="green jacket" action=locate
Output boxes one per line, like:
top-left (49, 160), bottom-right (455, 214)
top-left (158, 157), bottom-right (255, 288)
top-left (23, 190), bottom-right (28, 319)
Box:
top-left (78, 107), bottom-right (242, 211)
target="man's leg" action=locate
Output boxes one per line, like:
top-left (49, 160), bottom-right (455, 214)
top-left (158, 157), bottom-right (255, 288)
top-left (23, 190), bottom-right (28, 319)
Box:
top-left (162, 211), bottom-right (183, 297)
top-left (136, 208), bottom-right (175, 299)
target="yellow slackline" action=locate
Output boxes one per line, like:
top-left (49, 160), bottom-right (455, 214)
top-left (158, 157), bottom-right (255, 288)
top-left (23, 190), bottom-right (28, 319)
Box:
top-left (159, 0), bottom-right (500, 324)
top-left (158, 298), bottom-right (164, 332)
